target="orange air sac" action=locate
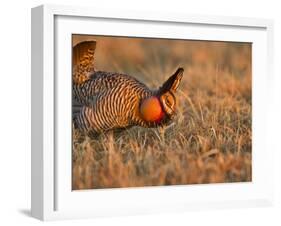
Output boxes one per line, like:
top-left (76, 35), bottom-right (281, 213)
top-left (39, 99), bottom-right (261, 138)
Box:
top-left (140, 97), bottom-right (164, 122)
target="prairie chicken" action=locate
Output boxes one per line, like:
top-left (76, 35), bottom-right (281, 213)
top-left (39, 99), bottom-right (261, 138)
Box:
top-left (73, 40), bottom-right (184, 136)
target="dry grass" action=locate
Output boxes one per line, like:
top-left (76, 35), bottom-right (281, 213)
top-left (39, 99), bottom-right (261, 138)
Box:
top-left (72, 35), bottom-right (252, 190)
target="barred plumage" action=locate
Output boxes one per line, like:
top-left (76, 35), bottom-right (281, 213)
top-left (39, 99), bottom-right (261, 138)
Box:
top-left (73, 41), bottom-right (184, 136)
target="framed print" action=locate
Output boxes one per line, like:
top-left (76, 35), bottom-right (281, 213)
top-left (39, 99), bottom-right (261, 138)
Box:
top-left (31, 4), bottom-right (274, 221)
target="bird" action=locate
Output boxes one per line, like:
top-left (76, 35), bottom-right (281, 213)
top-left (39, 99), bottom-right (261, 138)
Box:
top-left (72, 40), bottom-right (184, 136)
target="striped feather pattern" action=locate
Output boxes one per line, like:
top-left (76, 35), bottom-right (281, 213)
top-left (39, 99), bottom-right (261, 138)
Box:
top-left (73, 71), bottom-right (157, 134)
top-left (72, 41), bottom-right (182, 135)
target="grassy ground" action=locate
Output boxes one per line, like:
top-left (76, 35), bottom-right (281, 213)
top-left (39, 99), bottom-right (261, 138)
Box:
top-left (72, 35), bottom-right (252, 190)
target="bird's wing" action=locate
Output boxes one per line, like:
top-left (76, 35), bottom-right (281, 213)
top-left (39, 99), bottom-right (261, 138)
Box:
top-left (73, 41), bottom-right (96, 85)
top-left (73, 72), bottom-right (115, 107)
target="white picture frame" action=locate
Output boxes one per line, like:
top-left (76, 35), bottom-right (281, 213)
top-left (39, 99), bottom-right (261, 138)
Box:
top-left (31, 4), bottom-right (274, 221)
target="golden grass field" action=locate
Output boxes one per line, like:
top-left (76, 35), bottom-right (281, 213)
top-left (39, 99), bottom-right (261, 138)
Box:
top-left (72, 35), bottom-right (252, 190)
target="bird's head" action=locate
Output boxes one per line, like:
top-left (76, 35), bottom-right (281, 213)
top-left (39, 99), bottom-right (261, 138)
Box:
top-left (140, 68), bottom-right (184, 124)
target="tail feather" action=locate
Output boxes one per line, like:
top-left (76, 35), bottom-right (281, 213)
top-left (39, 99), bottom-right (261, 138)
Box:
top-left (72, 40), bottom-right (97, 129)
top-left (73, 41), bottom-right (96, 85)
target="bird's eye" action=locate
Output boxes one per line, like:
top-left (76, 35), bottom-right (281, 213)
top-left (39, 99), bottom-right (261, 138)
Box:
top-left (165, 97), bottom-right (171, 106)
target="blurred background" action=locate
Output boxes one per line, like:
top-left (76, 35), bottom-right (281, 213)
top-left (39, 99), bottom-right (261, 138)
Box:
top-left (73, 35), bottom-right (251, 89)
